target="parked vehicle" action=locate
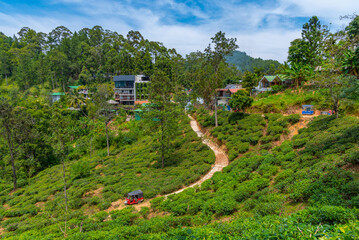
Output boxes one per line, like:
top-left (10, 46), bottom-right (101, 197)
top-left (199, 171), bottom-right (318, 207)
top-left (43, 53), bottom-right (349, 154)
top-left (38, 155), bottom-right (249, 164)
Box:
top-left (124, 190), bottom-right (144, 205)
top-left (302, 105), bottom-right (314, 115)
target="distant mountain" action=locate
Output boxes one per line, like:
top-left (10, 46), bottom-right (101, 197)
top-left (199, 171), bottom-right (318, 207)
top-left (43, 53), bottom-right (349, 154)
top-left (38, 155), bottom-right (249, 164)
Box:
top-left (226, 51), bottom-right (282, 73)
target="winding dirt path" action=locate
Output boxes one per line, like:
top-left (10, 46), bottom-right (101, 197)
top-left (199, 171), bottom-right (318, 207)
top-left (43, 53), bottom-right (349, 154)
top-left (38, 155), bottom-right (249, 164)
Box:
top-left (165, 115), bottom-right (229, 196)
top-left (106, 115), bottom-right (229, 211)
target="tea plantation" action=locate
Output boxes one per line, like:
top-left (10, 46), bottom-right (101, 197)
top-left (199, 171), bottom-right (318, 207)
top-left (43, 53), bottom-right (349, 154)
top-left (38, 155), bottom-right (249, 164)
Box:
top-left (1, 112), bottom-right (359, 239)
top-left (0, 114), bottom-right (215, 239)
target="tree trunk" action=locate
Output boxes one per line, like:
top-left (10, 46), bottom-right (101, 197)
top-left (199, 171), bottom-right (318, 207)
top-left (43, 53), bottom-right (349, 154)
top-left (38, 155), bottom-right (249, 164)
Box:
top-left (62, 157), bottom-right (68, 212)
top-left (10, 143), bottom-right (16, 190)
top-left (61, 155), bottom-right (68, 238)
top-left (5, 126), bottom-right (16, 190)
top-left (214, 92), bottom-right (218, 127)
top-left (161, 120), bottom-right (164, 168)
top-left (105, 122), bottom-right (110, 156)
top-left (330, 88), bottom-right (339, 119)
top-left (89, 136), bottom-right (93, 158)
top-left (334, 100), bottom-right (339, 119)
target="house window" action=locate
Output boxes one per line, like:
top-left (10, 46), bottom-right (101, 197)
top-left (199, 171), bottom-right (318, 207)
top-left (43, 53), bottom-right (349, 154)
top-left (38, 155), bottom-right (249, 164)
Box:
top-left (115, 81), bottom-right (134, 88)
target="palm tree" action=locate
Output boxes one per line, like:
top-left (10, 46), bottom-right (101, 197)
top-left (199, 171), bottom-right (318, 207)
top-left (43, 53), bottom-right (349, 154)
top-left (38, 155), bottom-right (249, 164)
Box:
top-left (67, 91), bottom-right (85, 108)
top-left (342, 48), bottom-right (359, 78)
top-left (283, 62), bottom-right (313, 89)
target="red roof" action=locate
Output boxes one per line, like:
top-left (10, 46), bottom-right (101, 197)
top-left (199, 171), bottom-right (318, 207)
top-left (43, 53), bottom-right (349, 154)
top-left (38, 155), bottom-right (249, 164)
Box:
top-left (216, 88), bottom-right (241, 93)
top-left (135, 100), bottom-right (149, 105)
top-left (229, 89), bottom-right (241, 94)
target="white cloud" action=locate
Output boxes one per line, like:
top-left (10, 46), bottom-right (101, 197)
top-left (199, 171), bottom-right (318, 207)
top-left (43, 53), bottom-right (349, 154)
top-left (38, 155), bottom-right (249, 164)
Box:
top-left (0, 0), bottom-right (357, 63)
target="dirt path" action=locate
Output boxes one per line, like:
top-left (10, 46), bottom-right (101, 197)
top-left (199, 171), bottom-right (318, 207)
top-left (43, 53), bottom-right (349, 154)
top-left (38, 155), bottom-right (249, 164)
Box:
top-left (165, 115), bottom-right (229, 196)
top-left (106, 115), bottom-right (229, 211)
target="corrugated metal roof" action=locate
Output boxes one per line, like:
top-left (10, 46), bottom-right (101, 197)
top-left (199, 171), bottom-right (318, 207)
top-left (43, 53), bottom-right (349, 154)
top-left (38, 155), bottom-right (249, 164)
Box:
top-left (114, 75), bottom-right (135, 81)
top-left (50, 92), bottom-right (65, 96)
top-left (263, 76), bottom-right (277, 82)
top-left (225, 84), bottom-right (241, 89)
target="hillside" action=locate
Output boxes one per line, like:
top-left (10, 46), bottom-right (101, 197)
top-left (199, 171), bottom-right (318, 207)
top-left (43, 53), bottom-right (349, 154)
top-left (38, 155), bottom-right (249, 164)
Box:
top-left (1, 108), bottom-right (359, 239)
top-left (225, 50), bottom-right (282, 73)
top-left (0, 15), bottom-right (358, 239)
top-left (0, 114), bottom-right (215, 239)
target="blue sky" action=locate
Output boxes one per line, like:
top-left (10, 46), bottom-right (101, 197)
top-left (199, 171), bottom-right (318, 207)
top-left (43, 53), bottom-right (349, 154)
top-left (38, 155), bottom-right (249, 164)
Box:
top-left (0, 0), bottom-right (357, 62)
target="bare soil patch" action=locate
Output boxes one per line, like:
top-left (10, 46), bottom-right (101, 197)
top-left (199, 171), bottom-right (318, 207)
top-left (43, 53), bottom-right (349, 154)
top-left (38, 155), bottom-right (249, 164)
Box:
top-left (106, 199), bottom-right (126, 212)
top-left (95, 164), bottom-right (103, 169)
top-left (342, 163), bottom-right (359, 174)
top-left (83, 187), bottom-right (103, 198)
top-left (35, 202), bottom-right (45, 209)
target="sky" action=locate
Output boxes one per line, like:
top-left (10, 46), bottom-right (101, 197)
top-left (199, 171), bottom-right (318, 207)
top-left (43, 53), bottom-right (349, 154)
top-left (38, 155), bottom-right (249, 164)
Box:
top-left (0, 0), bottom-right (357, 62)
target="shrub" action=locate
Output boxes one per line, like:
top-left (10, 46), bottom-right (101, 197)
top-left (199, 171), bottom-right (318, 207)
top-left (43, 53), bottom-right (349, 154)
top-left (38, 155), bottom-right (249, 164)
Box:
top-left (139, 207), bottom-right (150, 219)
top-left (93, 211), bottom-right (108, 222)
top-left (292, 137), bottom-right (308, 149)
top-left (237, 142), bottom-right (250, 153)
top-left (285, 114), bottom-right (301, 124)
top-left (69, 198), bottom-right (84, 209)
top-left (150, 197), bottom-right (164, 210)
top-left (271, 85), bottom-right (285, 93)
top-left (267, 126), bottom-right (284, 136)
top-left (98, 201), bottom-right (112, 211)
top-left (261, 135), bottom-right (273, 144)
top-left (71, 160), bottom-right (91, 180)
top-left (295, 206), bottom-right (356, 225)
top-left (260, 144), bottom-right (272, 150)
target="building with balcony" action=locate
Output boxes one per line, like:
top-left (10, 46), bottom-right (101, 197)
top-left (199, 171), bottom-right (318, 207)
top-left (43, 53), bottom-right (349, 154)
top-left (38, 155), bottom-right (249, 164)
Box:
top-left (113, 75), bottom-right (150, 105)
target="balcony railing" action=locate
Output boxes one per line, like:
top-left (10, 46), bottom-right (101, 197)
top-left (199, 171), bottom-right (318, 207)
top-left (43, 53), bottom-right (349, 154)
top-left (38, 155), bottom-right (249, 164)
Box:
top-left (114, 85), bottom-right (134, 89)
top-left (115, 90), bottom-right (134, 94)
top-left (115, 95), bottom-right (135, 101)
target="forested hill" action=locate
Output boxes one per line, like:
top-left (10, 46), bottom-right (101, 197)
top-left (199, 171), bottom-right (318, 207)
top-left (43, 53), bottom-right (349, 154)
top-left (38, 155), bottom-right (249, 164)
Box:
top-left (226, 50), bottom-right (282, 73)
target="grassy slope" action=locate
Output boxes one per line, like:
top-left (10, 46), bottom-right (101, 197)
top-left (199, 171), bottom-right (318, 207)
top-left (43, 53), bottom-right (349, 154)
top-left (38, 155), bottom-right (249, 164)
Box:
top-left (0, 115), bottom-right (215, 238)
top-left (1, 109), bottom-right (359, 239)
top-left (251, 88), bottom-right (359, 115)
top-left (148, 113), bottom-right (359, 238)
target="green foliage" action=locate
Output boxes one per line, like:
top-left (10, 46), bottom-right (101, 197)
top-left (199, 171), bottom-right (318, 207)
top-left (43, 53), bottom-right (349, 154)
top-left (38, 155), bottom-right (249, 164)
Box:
top-left (70, 160), bottom-right (91, 180)
top-left (252, 90), bottom-right (325, 113)
top-left (93, 211), bottom-right (108, 222)
top-left (139, 207), bottom-right (150, 219)
top-left (226, 50), bottom-right (282, 73)
top-left (228, 90), bottom-right (253, 113)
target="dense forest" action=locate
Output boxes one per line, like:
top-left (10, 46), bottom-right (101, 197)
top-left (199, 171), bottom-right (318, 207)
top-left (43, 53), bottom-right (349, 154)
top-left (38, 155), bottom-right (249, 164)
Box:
top-left (0, 14), bottom-right (358, 239)
top-left (0, 26), bottom-right (183, 91)
top-left (226, 50), bottom-right (282, 74)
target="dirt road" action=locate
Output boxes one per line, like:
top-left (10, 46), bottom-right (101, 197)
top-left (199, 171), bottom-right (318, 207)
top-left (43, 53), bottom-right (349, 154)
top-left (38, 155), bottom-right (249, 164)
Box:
top-left (107, 115), bottom-right (229, 211)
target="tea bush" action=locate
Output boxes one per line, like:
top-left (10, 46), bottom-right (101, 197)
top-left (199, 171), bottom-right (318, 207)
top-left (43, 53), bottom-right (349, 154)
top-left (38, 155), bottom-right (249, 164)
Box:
top-left (2, 109), bottom-right (359, 239)
top-left (0, 114), bottom-right (215, 237)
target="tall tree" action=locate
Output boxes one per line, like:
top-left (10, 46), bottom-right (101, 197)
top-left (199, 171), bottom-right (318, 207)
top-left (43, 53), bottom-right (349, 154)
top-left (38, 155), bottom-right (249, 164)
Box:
top-left (92, 84), bottom-right (114, 156)
top-left (288, 16), bottom-right (327, 68)
top-left (242, 71), bottom-right (259, 95)
top-left (198, 31), bottom-right (238, 127)
top-left (314, 73), bottom-right (351, 118)
top-left (0, 98), bottom-right (32, 190)
top-left (146, 70), bottom-right (180, 168)
top-left (50, 111), bottom-right (72, 238)
top-left (283, 62), bottom-right (313, 88)
top-left (301, 16), bottom-right (327, 67)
